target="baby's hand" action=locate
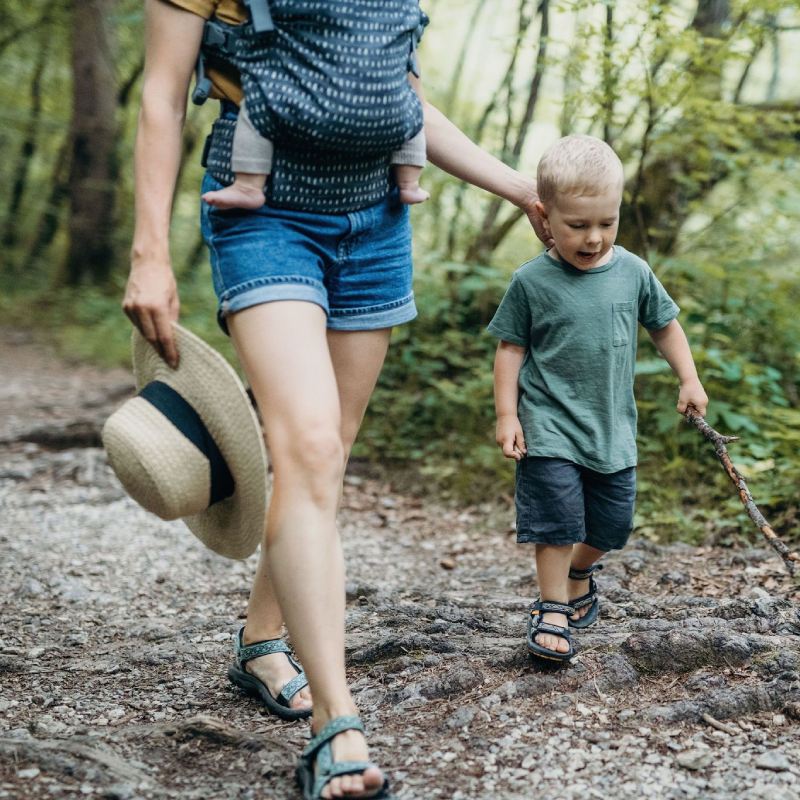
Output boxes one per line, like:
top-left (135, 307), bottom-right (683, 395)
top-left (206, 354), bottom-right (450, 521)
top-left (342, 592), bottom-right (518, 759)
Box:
top-left (496, 414), bottom-right (527, 461)
top-left (677, 377), bottom-right (708, 417)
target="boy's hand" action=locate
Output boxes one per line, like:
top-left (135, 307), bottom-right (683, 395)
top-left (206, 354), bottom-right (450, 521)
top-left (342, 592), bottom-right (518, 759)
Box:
top-left (496, 414), bottom-right (527, 461)
top-left (677, 378), bottom-right (708, 417)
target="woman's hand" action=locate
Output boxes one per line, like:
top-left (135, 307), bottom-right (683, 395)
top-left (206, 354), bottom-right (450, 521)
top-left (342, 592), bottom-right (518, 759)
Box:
top-left (123, 260), bottom-right (180, 368)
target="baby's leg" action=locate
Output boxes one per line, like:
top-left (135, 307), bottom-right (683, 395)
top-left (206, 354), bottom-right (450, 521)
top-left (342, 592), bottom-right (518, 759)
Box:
top-left (202, 105), bottom-right (272, 210)
top-left (391, 130), bottom-right (428, 205)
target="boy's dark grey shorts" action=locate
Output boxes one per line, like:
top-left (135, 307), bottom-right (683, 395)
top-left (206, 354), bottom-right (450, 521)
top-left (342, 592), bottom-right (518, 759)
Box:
top-left (515, 457), bottom-right (635, 551)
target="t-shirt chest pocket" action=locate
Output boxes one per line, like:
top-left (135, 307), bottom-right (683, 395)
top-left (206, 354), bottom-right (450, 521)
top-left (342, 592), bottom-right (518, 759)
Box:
top-left (612, 301), bottom-right (635, 347)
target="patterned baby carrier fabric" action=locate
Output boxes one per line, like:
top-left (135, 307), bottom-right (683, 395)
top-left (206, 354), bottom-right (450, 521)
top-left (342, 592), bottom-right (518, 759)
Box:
top-left (200, 0), bottom-right (428, 213)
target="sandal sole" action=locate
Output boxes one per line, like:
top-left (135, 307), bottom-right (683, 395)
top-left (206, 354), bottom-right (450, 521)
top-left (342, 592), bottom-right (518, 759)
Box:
top-left (228, 664), bottom-right (312, 720)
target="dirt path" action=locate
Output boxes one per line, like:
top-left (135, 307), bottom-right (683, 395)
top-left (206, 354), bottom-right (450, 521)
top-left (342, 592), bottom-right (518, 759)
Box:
top-left (1, 329), bottom-right (799, 800)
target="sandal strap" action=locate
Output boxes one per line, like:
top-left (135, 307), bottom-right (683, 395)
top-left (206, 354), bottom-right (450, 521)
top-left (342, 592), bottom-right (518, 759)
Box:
top-left (568, 563), bottom-right (603, 580)
top-left (531, 600), bottom-right (575, 616)
top-left (312, 760), bottom-right (379, 800)
top-left (303, 715), bottom-right (365, 759)
top-left (535, 621), bottom-right (571, 638)
top-left (570, 579), bottom-right (598, 610)
top-left (234, 627), bottom-right (290, 667)
top-left (277, 671), bottom-right (308, 705)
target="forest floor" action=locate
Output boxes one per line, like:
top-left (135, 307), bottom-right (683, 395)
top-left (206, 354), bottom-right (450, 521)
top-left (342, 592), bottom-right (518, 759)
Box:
top-left (1, 327), bottom-right (799, 800)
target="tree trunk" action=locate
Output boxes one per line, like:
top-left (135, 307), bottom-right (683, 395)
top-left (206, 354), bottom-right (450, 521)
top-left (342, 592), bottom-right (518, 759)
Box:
top-left (64, 0), bottom-right (118, 286)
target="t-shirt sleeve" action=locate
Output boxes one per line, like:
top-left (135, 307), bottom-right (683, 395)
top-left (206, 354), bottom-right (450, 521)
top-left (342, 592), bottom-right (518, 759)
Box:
top-left (163, 0), bottom-right (216, 20)
top-left (487, 275), bottom-right (532, 347)
top-left (638, 265), bottom-right (680, 330)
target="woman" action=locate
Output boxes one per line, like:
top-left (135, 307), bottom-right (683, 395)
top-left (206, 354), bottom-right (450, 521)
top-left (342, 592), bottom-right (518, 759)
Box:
top-left (124, 1), bottom-right (547, 797)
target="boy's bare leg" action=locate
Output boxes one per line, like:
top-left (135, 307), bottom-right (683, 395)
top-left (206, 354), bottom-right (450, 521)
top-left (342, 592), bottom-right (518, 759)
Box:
top-left (394, 164), bottom-right (429, 204)
top-left (534, 544), bottom-right (574, 653)
top-left (201, 172), bottom-right (267, 210)
top-left (568, 543), bottom-right (606, 622)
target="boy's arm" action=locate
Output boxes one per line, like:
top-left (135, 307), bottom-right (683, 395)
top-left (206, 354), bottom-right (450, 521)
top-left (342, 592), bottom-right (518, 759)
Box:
top-left (494, 341), bottom-right (528, 461)
top-left (647, 319), bottom-right (708, 416)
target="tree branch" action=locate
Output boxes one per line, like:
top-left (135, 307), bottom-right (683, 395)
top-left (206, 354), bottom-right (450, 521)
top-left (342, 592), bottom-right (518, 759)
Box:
top-left (684, 405), bottom-right (800, 576)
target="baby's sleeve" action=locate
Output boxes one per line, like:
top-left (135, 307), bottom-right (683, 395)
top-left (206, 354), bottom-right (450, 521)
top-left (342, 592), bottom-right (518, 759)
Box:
top-left (486, 276), bottom-right (532, 348)
top-left (638, 265), bottom-right (680, 330)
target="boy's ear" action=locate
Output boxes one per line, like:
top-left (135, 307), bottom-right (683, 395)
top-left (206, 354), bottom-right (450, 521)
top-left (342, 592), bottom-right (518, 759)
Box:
top-left (535, 200), bottom-right (550, 230)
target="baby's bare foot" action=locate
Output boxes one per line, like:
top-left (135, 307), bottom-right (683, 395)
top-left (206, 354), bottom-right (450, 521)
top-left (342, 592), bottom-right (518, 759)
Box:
top-left (202, 182), bottom-right (265, 210)
top-left (397, 185), bottom-right (430, 205)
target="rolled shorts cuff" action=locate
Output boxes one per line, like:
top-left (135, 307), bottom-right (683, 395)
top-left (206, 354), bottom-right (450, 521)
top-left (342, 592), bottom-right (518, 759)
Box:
top-left (217, 279), bottom-right (328, 333)
top-left (328, 294), bottom-right (417, 331)
top-left (516, 530), bottom-right (586, 546)
top-left (583, 528), bottom-right (633, 552)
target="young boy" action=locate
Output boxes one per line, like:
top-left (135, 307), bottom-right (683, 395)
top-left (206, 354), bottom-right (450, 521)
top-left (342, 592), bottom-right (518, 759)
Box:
top-left (488, 134), bottom-right (708, 662)
top-left (201, 104), bottom-right (429, 210)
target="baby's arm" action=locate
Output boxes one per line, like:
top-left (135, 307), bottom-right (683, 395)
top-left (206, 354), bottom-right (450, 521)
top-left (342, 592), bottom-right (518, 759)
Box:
top-left (494, 341), bottom-right (528, 460)
top-left (647, 319), bottom-right (708, 416)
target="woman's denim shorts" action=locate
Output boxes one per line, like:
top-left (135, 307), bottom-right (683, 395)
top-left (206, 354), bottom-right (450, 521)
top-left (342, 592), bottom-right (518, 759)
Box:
top-left (200, 173), bottom-right (417, 334)
top-left (515, 457), bottom-right (636, 552)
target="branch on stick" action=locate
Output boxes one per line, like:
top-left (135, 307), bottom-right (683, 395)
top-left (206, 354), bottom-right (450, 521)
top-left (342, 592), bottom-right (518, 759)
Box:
top-left (684, 405), bottom-right (800, 576)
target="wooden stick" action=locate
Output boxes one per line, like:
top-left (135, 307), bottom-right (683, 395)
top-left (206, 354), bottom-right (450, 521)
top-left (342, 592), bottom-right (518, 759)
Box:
top-left (684, 405), bottom-right (800, 576)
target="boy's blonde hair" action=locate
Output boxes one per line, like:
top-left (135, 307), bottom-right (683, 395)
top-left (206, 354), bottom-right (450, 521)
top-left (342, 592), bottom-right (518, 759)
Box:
top-left (537, 135), bottom-right (624, 205)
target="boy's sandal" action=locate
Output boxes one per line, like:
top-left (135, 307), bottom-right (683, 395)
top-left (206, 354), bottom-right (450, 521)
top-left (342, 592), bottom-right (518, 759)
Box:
top-left (296, 715), bottom-right (390, 800)
top-left (568, 563), bottom-right (604, 629)
top-left (527, 600), bottom-right (575, 662)
top-left (227, 627), bottom-right (311, 720)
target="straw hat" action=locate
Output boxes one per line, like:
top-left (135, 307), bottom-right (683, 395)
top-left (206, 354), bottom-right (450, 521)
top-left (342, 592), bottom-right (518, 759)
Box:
top-left (102, 324), bottom-right (267, 559)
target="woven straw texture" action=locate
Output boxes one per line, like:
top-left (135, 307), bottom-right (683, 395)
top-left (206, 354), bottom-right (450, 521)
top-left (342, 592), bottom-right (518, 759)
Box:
top-left (105, 324), bottom-right (268, 560)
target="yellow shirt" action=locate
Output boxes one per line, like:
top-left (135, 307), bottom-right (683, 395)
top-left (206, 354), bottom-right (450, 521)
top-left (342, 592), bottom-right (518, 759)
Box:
top-left (167, 0), bottom-right (246, 103)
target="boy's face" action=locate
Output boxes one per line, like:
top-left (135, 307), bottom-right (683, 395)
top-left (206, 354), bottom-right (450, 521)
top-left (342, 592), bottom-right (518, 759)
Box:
top-left (537, 190), bottom-right (621, 271)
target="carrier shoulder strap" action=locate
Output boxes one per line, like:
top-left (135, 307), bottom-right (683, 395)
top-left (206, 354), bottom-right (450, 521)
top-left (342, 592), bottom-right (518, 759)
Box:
top-left (191, 0), bottom-right (274, 106)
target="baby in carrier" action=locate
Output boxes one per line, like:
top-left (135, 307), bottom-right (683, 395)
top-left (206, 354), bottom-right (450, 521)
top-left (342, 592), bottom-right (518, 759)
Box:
top-left (202, 104), bottom-right (428, 210)
top-left (199, 0), bottom-right (430, 212)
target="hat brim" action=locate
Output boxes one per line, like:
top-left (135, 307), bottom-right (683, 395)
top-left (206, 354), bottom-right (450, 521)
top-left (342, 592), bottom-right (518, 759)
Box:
top-left (132, 324), bottom-right (267, 559)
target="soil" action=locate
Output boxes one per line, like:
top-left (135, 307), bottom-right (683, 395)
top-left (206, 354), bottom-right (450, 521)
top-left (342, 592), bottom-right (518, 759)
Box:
top-left (1, 328), bottom-right (799, 800)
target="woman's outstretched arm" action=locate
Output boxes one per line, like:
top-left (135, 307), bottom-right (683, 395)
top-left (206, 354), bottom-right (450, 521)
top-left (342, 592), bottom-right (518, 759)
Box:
top-left (123, 0), bottom-right (205, 367)
top-left (409, 73), bottom-right (550, 245)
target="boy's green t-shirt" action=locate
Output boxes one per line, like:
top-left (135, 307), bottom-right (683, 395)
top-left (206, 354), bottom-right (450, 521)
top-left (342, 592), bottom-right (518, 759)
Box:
top-left (487, 245), bottom-right (679, 473)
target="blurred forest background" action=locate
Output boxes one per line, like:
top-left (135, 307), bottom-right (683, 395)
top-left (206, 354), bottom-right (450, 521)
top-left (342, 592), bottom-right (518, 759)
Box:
top-left (1, 0), bottom-right (799, 547)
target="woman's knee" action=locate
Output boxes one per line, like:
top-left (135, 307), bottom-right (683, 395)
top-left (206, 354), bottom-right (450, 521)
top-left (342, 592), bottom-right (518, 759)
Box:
top-left (271, 424), bottom-right (345, 496)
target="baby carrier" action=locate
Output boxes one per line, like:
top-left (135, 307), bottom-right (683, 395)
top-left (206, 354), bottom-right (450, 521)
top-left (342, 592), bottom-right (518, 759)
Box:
top-left (196, 0), bottom-right (428, 213)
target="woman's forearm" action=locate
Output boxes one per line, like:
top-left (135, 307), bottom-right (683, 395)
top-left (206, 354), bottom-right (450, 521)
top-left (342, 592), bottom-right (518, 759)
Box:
top-left (131, 99), bottom-right (187, 265)
top-left (423, 100), bottom-right (537, 210)
top-left (131, 0), bottom-right (204, 268)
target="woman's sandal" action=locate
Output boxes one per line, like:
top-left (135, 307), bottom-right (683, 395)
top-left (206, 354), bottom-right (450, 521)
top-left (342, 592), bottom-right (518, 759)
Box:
top-left (227, 627), bottom-right (312, 720)
top-left (526, 600), bottom-right (575, 662)
top-left (568, 563), bottom-right (603, 629)
top-left (296, 715), bottom-right (390, 800)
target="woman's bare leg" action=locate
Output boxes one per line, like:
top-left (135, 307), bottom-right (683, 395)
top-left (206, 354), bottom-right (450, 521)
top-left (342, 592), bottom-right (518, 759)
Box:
top-left (230, 303), bottom-right (385, 799)
top-left (325, 327), bottom-right (391, 798)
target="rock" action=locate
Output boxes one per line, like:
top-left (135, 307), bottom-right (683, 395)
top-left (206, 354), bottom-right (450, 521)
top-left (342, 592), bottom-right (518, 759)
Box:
top-left (676, 750), bottom-right (713, 770)
top-left (445, 706), bottom-right (479, 728)
top-left (754, 751), bottom-right (792, 772)
top-left (658, 570), bottom-right (690, 586)
top-left (17, 768), bottom-right (41, 779)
